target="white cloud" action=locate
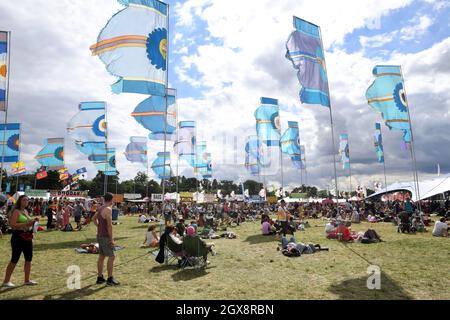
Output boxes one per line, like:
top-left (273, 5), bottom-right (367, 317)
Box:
top-left (360, 31), bottom-right (398, 49)
top-left (399, 15), bottom-right (432, 41)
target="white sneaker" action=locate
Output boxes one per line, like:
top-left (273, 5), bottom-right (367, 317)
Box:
top-left (24, 280), bottom-right (38, 286)
top-left (2, 282), bottom-right (16, 288)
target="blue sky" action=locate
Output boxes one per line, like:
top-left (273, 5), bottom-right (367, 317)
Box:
top-left (0, 0), bottom-right (449, 191)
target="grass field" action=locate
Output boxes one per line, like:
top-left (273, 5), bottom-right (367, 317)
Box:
top-left (0, 215), bottom-right (448, 300)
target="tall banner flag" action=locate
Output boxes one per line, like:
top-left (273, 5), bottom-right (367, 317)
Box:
top-left (255, 97), bottom-right (280, 146)
top-left (90, 0), bottom-right (168, 97)
top-left (35, 138), bottom-right (64, 170)
top-left (151, 152), bottom-right (171, 179)
top-left (0, 123), bottom-right (20, 162)
top-left (280, 121), bottom-right (303, 170)
top-left (339, 134), bottom-right (350, 169)
top-left (0, 31), bottom-right (8, 111)
top-left (374, 123), bottom-right (385, 163)
top-left (90, 147), bottom-right (117, 176)
top-left (131, 89), bottom-right (176, 140)
top-left (255, 97), bottom-right (281, 175)
top-left (124, 136), bottom-right (148, 165)
top-left (67, 102), bottom-right (106, 157)
top-left (292, 145), bottom-right (306, 170)
top-left (199, 152), bottom-right (212, 179)
top-left (366, 65), bottom-right (411, 147)
top-left (174, 121), bottom-right (196, 168)
top-left (194, 141), bottom-right (208, 175)
top-left (286, 17), bottom-right (330, 107)
top-left (245, 136), bottom-right (261, 176)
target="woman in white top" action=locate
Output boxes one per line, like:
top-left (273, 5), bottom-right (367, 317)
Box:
top-left (141, 225), bottom-right (159, 248)
top-left (432, 218), bottom-right (449, 237)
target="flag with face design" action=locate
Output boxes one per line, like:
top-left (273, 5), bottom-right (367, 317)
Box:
top-left (35, 138), bottom-right (64, 170)
top-left (0, 123), bottom-right (20, 163)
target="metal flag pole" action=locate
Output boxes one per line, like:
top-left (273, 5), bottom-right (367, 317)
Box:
top-left (161, 4), bottom-right (170, 214)
top-left (318, 25), bottom-right (340, 213)
top-left (348, 135), bottom-right (353, 199)
top-left (304, 149), bottom-right (308, 186)
top-left (15, 122), bottom-right (22, 193)
top-left (104, 102), bottom-right (108, 195)
top-left (175, 99), bottom-right (179, 197)
top-left (400, 67), bottom-right (421, 211)
top-left (0, 31), bottom-right (11, 193)
top-left (379, 125), bottom-right (388, 198)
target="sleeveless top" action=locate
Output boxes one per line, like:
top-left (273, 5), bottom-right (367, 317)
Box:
top-left (97, 205), bottom-right (111, 238)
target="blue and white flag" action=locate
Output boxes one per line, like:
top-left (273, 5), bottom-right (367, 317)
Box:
top-left (151, 152), bottom-right (171, 179)
top-left (125, 136), bottom-right (147, 166)
top-left (339, 134), bottom-right (350, 169)
top-left (35, 138), bottom-right (64, 170)
top-left (75, 167), bottom-right (88, 175)
top-left (374, 123), bottom-right (385, 163)
top-left (174, 121), bottom-right (196, 168)
top-left (286, 17), bottom-right (330, 107)
top-left (255, 97), bottom-right (281, 147)
top-left (280, 121), bottom-right (301, 157)
top-left (90, 0), bottom-right (168, 96)
top-left (245, 136), bottom-right (261, 176)
top-left (67, 102), bottom-right (107, 157)
top-left (131, 89), bottom-right (176, 141)
top-left (366, 65), bottom-right (411, 146)
top-left (0, 123), bottom-right (20, 163)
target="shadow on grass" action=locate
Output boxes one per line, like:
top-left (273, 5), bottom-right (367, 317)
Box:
top-left (328, 272), bottom-right (412, 300)
top-left (43, 284), bottom-right (107, 300)
top-left (150, 264), bottom-right (180, 273)
top-left (171, 266), bottom-right (216, 282)
top-left (33, 237), bottom-right (129, 251)
top-left (243, 234), bottom-right (278, 245)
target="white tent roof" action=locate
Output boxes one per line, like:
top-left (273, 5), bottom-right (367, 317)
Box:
top-left (367, 174), bottom-right (450, 201)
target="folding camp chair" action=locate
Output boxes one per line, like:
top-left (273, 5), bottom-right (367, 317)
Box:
top-left (181, 235), bottom-right (209, 269)
top-left (165, 234), bottom-right (185, 266)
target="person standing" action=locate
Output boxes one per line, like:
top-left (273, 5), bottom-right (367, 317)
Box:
top-left (46, 201), bottom-right (55, 230)
top-left (92, 193), bottom-right (119, 286)
top-left (2, 195), bottom-right (39, 287)
top-left (73, 200), bottom-right (84, 231)
top-left (277, 200), bottom-right (288, 236)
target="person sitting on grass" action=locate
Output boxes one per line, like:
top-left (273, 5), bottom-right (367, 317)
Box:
top-left (325, 218), bottom-right (337, 236)
top-left (138, 214), bottom-right (149, 223)
top-left (185, 226), bottom-right (216, 257)
top-left (327, 221), bottom-right (353, 241)
top-left (261, 215), bottom-right (276, 236)
top-left (141, 225), bottom-right (159, 248)
top-left (432, 218), bottom-right (449, 237)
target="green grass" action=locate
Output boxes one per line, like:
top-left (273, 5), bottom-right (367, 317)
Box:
top-left (0, 216), bottom-right (448, 300)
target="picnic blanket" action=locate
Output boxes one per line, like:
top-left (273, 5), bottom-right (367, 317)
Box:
top-left (75, 245), bottom-right (124, 254)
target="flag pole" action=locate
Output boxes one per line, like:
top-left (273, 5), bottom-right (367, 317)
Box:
top-left (104, 102), bottom-right (108, 195)
top-left (175, 100), bottom-right (179, 199)
top-left (400, 67), bottom-right (421, 210)
top-left (318, 25), bottom-right (340, 213)
top-left (161, 4), bottom-right (170, 213)
top-left (348, 135), bottom-right (353, 199)
top-left (0, 31), bottom-right (11, 193)
top-left (379, 124), bottom-right (388, 199)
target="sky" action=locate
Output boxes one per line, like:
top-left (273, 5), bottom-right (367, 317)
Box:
top-left (0, 0), bottom-right (449, 192)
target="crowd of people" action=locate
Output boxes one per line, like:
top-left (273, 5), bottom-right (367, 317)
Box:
top-left (1, 192), bottom-right (449, 288)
